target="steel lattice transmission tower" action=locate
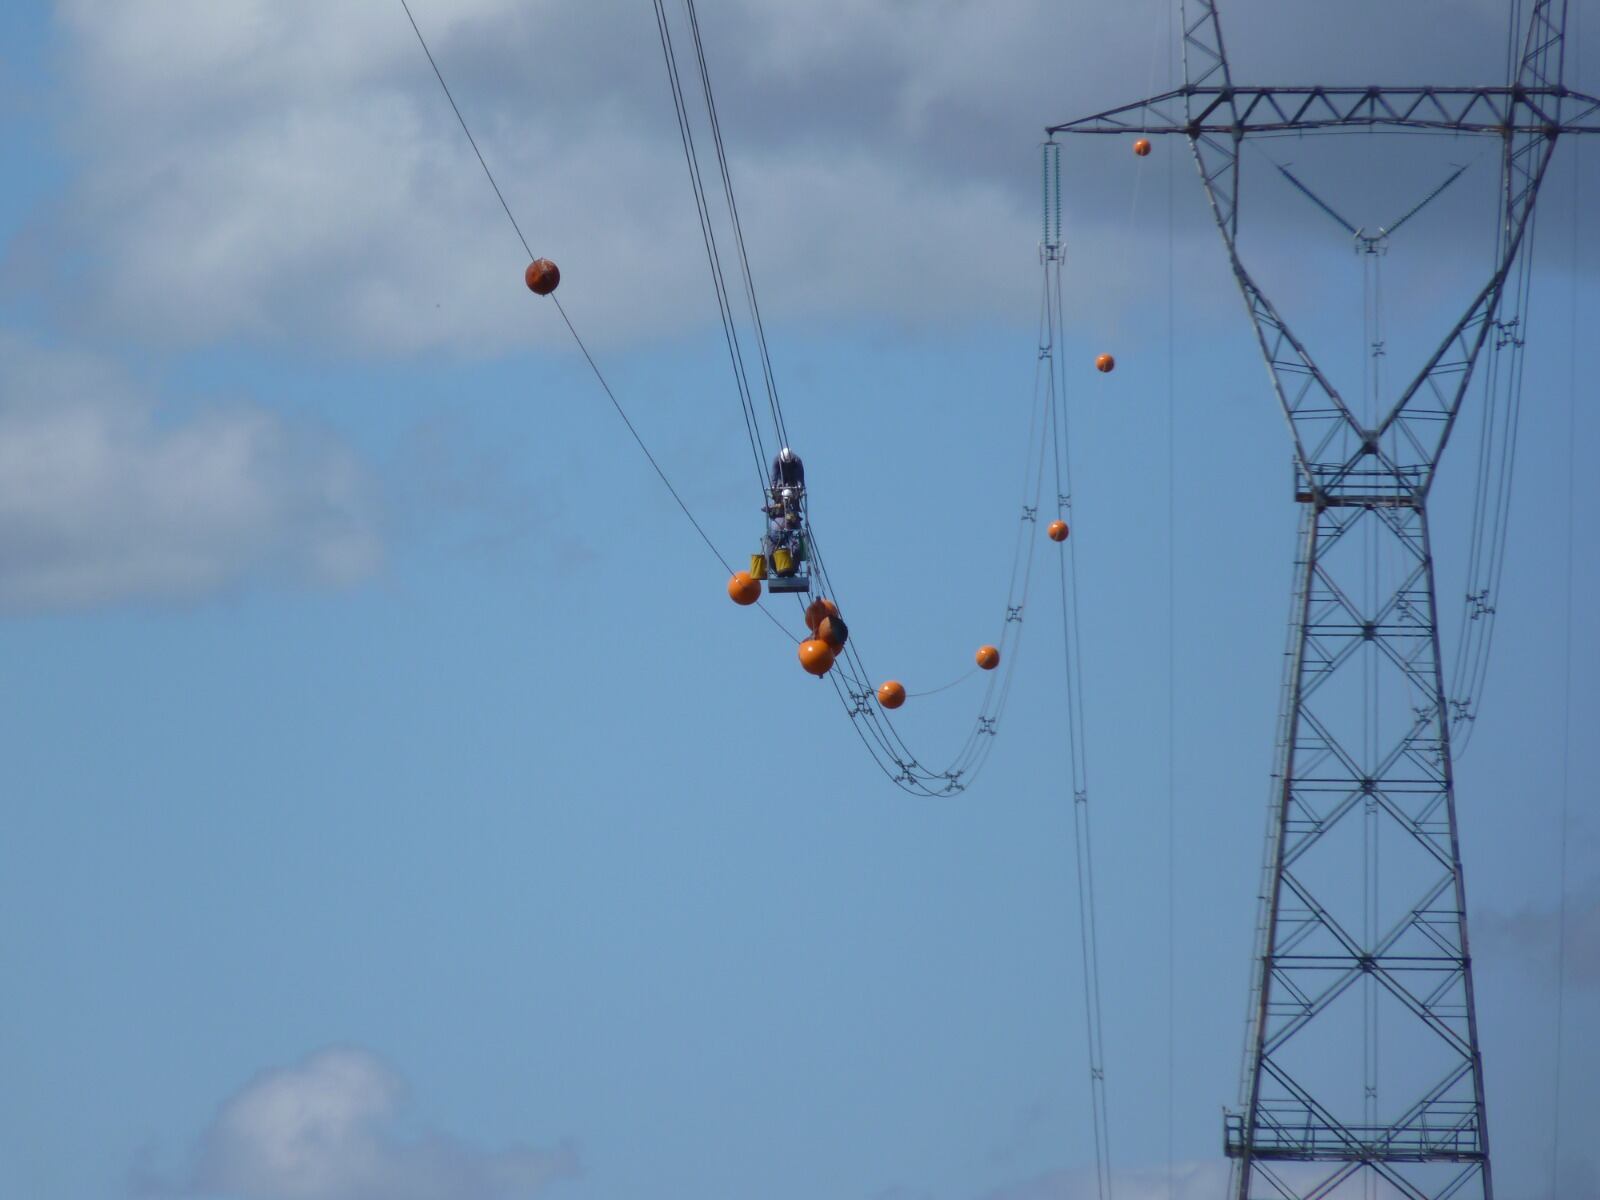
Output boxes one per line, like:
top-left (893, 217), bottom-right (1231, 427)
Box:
top-left (1048, 3), bottom-right (1597, 1199)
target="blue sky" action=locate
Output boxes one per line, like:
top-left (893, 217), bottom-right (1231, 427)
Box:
top-left (0, 3), bottom-right (1595, 1199)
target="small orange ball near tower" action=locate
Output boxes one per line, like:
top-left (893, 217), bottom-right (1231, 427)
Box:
top-left (877, 680), bottom-right (906, 710)
top-left (1047, 519), bottom-right (1070, 542)
top-left (1133, 138), bottom-right (1152, 157)
top-left (1095, 353), bottom-right (1116, 373)
top-left (727, 571), bottom-right (761, 605)
top-left (798, 638), bottom-right (836, 676)
top-left (524, 258), bottom-right (560, 295)
top-left (975, 644), bottom-right (1000, 671)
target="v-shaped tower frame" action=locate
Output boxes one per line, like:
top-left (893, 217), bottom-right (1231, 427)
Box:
top-left (1048, 4), bottom-right (1597, 1198)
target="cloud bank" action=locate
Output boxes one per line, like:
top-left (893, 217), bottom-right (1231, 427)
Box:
top-left (0, 334), bottom-right (379, 609)
top-left (1476, 876), bottom-right (1600, 989)
top-left (35, 0), bottom-right (1551, 359)
top-left (141, 1046), bottom-right (577, 1200)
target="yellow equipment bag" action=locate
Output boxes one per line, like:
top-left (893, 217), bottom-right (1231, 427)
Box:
top-left (749, 553), bottom-right (768, 580)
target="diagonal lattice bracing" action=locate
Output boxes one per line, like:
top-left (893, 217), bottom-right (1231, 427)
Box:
top-left (1045, 2), bottom-right (1595, 1196)
top-left (1182, 1), bottom-right (1239, 237)
top-left (1225, 499), bottom-right (1488, 1197)
top-left (1047, 85), bottom-right (1600, 138)
top-left (1379, 134), bottom-right (1559, 484)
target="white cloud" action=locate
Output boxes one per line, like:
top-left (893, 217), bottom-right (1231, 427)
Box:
top-left (0, 333), bottom-right (379, 609)
top-left (1476, 876), bottom-right (1600, 989)
top-left (6, 2), bottom-right (1249, 354)
top-left (146, 1046), bottom-right (577, 1200)
top-left (976, 1158), bottom-right (1233, 1200)
top-left (24, 0), bottom-right (1582, 362)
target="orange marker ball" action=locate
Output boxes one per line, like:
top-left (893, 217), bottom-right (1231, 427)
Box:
top-left (1096, 353), bottom-right (1116, 373)
top-left (804, 597), bottom-right (840, 633)
top-left (1133, 138), bottom-right (1152, 157)
top-left (877, 680), bottom-right (906, 709)
top-left (524, 258), bottom-right (561, 295)
top-left (975, 644), bottom-right (1000, 671)
top-left (1047, 519), bottom-right (1069, 542)
top-left (817, 614), bottom-right (848, 650)
top-left (727, 571), bottom-right (761, 605)
top-left (798, 638), bottom-right (836, 677)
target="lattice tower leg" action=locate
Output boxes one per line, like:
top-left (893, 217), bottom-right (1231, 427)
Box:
top-left (1226, 496), bottom-right (1492, 1200)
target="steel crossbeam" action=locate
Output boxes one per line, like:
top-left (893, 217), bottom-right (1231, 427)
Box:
top-left (1046, 84), bottom-right (1600, 138)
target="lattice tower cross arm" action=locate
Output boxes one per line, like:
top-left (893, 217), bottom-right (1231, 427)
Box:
top-left (1045, 10), bottom-right (1599, 494)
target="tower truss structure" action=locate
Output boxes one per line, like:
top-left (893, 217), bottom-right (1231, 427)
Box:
top-left (1047, 4), bottom-right (1596, 1198)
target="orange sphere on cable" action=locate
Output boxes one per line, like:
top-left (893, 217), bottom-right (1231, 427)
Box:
top-left (877, 680), bottom-right (906, 710)
top-left (798, 638), bottom-right (836, 677)
top-left (524, 258), bottom-right (561, 295)
top-left (727, 571), bottom-right (761, 605)
top-left (975, 644), bottom-right (1000, 671)
top-left (816, 614), bottom-right (849, 650)
top-left (1095, 353), bottom-right (1116, 373)
top-left (804, 597), bottom-right (840, 633)
top-left (1047, 519), bottom-right (1069, 542)
top-left (1133, 138), bottom-right (1152, 157)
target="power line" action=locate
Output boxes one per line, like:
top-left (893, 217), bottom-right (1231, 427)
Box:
top-left (679, 0), bottom-right (790, 451)
top-left (398, 0), bottom-right (532, 262)
top-left (653, 0), bottom-right (1083, 795)
top-left (651, 0), bottom-right (770, 490)
top-left (1550, 62), bottom-right (1580, 1195)
top-left (1165, 6), bottom-right (1177, 1189)
top-left (398, 0), bottom-right (802, 644)
top-left (403, 0), bottom-right (1072, 798)
top-left (1043, 157), bottom-right (1113, 1198)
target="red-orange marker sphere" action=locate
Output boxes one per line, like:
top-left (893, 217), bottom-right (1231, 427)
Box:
top-left (804, 597), bottom-right (840, 633)
top-left (1133, 138), bottom-right (1152, 157)
top-left (524, 258), bottom-right (560, 295)
top-left (727, 571), bottom-right (761, 605)
top-left (799, 638), bottom-right (836, 676)
top-left (817, 614), bottom-right (849, 650)
top-left (975, 644), bottom-right (1000, 671)
top-left (877, 680), bottom-right (906, 709)
top-left (1047, 519), bottom-right (1069, 542)
top-left (1095, 353), bottom-right (1116, 373)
